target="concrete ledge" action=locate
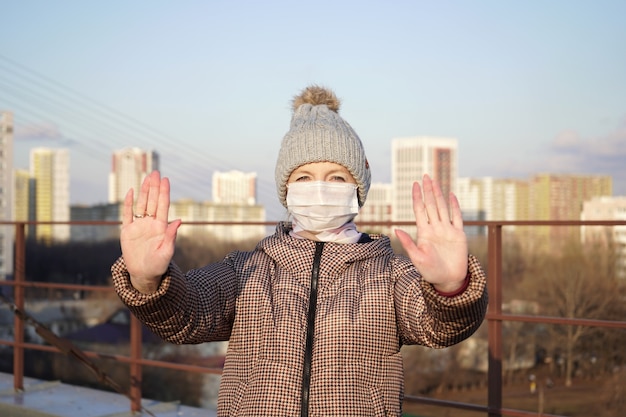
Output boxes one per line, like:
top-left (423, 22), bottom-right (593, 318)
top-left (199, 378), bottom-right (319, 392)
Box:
top-left (0, 372), bottom-right (216, 417)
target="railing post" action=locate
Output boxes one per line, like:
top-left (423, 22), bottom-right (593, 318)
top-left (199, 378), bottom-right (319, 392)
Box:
top-left (130, 314), bottom-right (143, 413)
top-left (487, 224), bottom-right (503, 416)
top-left (13, 222), bottom-right (26, 391)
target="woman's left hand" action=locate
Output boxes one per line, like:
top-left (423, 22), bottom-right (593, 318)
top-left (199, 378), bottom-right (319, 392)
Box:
top-left (395, 174), bottom-right (468, 293)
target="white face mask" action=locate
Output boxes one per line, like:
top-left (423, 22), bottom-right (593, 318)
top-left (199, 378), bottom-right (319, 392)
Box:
top-left (286, 181), bottom-right (359, 232)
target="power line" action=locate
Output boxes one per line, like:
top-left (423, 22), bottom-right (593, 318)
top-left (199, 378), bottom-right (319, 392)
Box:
top-left (0, 53), bottom-right (281, 215)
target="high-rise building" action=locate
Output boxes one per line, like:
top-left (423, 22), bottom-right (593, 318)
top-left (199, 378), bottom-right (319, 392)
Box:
top-left (212, 170), bottom-right (257, 205)
top-left (530, 173), bottom-right (612, 244)
top-left (456, 177), bottom-right (491, 237)
top-left (30, 148), bottom-right (70, 243)
top-left (457, 177), bottom-right (530, 236)
top-left (0, 111), bottom-right (14, 279)
top-left (108, 147), bottom-right (159, 203)
top-left (456, 177), bottom-right (493, 220)
top-left (456, 177), bottom-right (528, 220)
top-left (529, 174), bottom-right (612, 221)
top-left (391, 137), bottom-right (458, 225)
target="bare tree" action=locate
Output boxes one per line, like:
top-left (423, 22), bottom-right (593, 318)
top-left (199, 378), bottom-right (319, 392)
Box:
top-left (519, 237), bottom-right (622, 387)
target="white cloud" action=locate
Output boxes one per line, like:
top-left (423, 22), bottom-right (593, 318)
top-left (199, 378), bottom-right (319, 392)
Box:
top-left (552, 129), bottom-right (581, 149)
top-left (550, 120), bottom-right (626, 164)
top-left (486, 116), bottom-right (626, 195)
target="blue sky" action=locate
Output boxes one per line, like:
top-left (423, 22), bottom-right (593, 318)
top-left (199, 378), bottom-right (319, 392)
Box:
top-left (2, 1), bottom-right (625, 219)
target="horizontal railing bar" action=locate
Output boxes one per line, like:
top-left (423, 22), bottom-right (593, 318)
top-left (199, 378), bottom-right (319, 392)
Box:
top-left (405, 395), bottom-right (486, 412)
top-left (486, 313), bottom-right (626, 329)
top-left (404, 395), bottom-right (563, 417)
top-left (6, 292), bottom-right (622, 328)
top-left (404, 395), bottom-right (564, 417)
top-left (0, 339), bottom-right (224, 375)
top-left (0, 281), bottom-right (112, 292)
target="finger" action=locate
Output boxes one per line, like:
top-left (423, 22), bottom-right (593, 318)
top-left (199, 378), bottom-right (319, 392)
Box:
top-left (394, 229), bottom-right (422, 266)
top-left (411, 181), bottom-right (429, 228)
top-left (145, 171), bottom-right (161, 217)
top-left (135, 174), bottom-right (151, 215)
top-left (164, 219), bottom-right (182, 244)
top-left (155, 219), bottom-right (182, 263)
top-left (122, 188), bottom-right (134, 226)
top-left (449, 192), bottom-right (464, 228)
top-left (394, 229), bottom-right (410, 248)
top-left (431, 177), bottom-right (451, 224)
top-left (156, 176), bottom-right (171, 222)
top-left (421, 174), bottom-right (440, 223)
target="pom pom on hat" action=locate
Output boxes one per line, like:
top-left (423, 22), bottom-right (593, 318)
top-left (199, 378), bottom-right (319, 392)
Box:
top-left (275, 85), bottom-right (371, 208)
top-left (291, 85), bottom-right (341, 112)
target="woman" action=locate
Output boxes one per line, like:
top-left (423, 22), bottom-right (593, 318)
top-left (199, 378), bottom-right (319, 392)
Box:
top-left (112, 85), bottom-right (488, 416)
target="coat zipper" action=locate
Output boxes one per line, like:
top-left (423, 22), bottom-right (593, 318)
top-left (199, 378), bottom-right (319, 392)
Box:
top-left (300, 241), bottom-right (324, 417)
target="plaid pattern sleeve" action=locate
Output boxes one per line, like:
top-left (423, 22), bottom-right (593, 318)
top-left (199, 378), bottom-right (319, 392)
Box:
top-left (394, 254), bottom-right (488, 348)
top-left (111, 254), bottom-right (239, 344)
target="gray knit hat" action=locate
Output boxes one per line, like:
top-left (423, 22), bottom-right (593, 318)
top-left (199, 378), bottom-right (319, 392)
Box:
top-left (275, 85), bottom-right (371, 207)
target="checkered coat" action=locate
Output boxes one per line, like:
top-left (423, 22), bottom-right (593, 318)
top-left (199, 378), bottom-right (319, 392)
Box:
top-left (112, 223), bottom-right (488, 417)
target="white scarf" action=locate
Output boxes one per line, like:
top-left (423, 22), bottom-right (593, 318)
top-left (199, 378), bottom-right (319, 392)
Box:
top-left (290, 221), bottom-right (362, 243)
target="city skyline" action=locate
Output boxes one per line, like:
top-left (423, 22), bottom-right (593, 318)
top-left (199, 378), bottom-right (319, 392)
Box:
top-left (13, 140), bottom-right (618, 221)
top-left (2, 1), bottom-right (625, 221)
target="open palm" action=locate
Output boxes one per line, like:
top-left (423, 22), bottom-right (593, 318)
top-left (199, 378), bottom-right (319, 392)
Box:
top-left (120, 171), bottom-right (181, 293)
top-left (395, 174), bottom-right (468, 293)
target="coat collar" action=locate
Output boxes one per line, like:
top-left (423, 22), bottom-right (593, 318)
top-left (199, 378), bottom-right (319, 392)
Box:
top-left (256, 222), bottom-right (393, 276)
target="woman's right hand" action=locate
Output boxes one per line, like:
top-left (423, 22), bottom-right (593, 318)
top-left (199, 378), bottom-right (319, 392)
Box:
top-left (120, 170), bottom-right (181, 294)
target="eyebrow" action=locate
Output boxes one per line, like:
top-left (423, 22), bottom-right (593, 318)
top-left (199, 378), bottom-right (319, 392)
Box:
top-left (293, 168), bottom-right (350, 176)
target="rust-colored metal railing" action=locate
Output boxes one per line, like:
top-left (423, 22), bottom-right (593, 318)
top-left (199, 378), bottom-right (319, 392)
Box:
top-left (1, 219), bottom-right (626, 416)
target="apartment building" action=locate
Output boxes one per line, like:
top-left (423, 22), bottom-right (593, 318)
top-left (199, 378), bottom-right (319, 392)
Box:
top-left (0, 111), bottom-right (13, 279)
top-left (457, 177), bottom-right (530, 237)
top-left (108, 147), bottom-right (159, 203)
top-left (30, 148), bottom-right (70, 243)
top-left (391, 137), bottom-right (458, 239)
top-left (530, 173), bottom-right (612, 244)
top-left (212, 170), bottom-right (257, 205)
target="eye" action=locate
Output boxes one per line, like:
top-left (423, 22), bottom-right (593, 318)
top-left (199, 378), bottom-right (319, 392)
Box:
top-left (329, 175), bottom-right (346, 182)
top-left (294, 175), bottom-right (311, 182)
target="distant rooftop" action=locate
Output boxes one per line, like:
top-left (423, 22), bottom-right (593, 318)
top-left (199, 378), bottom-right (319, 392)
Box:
top-left (0, 372), bottom-right (216, 417)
